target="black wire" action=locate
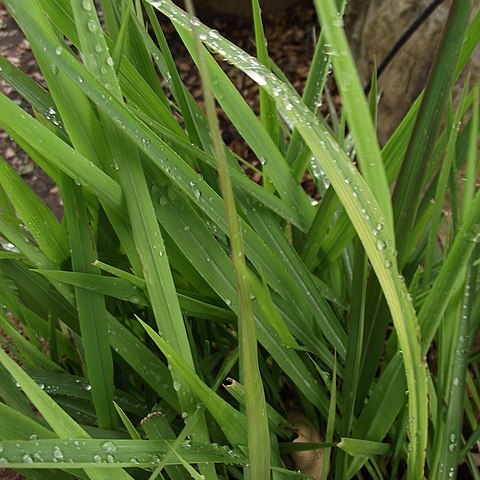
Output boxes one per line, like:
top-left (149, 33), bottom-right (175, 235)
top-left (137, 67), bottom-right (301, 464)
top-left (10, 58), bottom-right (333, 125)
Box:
top-left (364, 0), bottom-right (446, 95)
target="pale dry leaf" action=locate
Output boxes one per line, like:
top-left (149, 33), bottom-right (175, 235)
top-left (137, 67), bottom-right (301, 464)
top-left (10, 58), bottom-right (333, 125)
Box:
top-left (287, 410), bottom-right (324, 480)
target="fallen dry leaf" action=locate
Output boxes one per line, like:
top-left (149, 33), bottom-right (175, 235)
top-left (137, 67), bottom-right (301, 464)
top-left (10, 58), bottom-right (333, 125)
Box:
top-left (287, 410), bottom-right (325, 480)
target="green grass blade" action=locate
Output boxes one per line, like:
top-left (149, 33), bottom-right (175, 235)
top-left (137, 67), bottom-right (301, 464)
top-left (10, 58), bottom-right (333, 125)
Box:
top-left (149, 188), bottom-right (331, 411)
top-left (0, 55), bottom-right (66, 135)
top-left (462, 87), bottom-right (479, 223)
top-left (113, 403), bottom-right (142, 440)
top-left (322, 358), bottom-right (336, 480)
top-left (0, 157), bottom-right (68, 266)
top-left (68, 0), bottom-right (205, 436)
top-left (0, 348), bottom-right (135, 480)
top-left (313, 0), bottom-right (394, 239)
top-left (0, 309), bottom-right (62, 373)
top-left (11, 3), bottom-right (429, 468)
top-left (336, 238), bottom-right (367, 478)
top-left (392, 0), bottom-right (472, 251)
top-left (139, 318), bottom-right (248, 448)
top-left (247, 269), bottom-right (298, 348)
top-left (300, 187), bottom-right (340, 269)
top-left (62, 175), bottom-right (117, 430)
top-left (338, 438), bottom-right (391, 458)
top-left (111, 0), bottom-right (132, 72)
top-left (0, 438), bottom-right (246, 469)
top-left (143, 3), bottom-right (202, 145)
top-left (422, 83), bottom-right (469, 290)
top-left (0, 363), bottom-right (37, 421)
top-left (419, 188), bottom-right (480, 350)
top-left (106, 317), bottom-right (180, 412)
top-left (148, 5), bottom-right (426, 472)
top-left (0, 402), bottom-right (56, 439)
top-left (185, 4), bottom-right (271, 476)
top-left (351, 189), bottom-right (480, 474)
top-left (10, 4), bottom-right (343, 368)
top-left (131, 108), bottom-right (309, 230)
top-left (141, 412), bottom-right (191, 480)
top-left (0, 214), bottom-right (52, 270)
top-left (4, 10), bottom-right (344, 366)
top-left (252, 0), bottom-right (280, 192)
top-left (0, 93), bottom-right (124, 212)
top-left (34, 269), bottom-right (235, 321)
top-left (174, 26), bottom-right (314, 221)
top-left (224, 378), bottom-right (291, 439)
top-left (438, 264), bottom-right (476, 479)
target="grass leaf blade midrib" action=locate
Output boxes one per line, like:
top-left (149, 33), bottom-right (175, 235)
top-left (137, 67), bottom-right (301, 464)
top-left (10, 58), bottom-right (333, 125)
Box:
top-left (185, 4), bottom-right (271, 475)
top-left (313, 0), bottom-right (394, 240)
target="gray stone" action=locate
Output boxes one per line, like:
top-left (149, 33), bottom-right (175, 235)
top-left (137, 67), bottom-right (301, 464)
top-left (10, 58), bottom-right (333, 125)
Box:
top-left (345, 0), bottom-right (480, 144)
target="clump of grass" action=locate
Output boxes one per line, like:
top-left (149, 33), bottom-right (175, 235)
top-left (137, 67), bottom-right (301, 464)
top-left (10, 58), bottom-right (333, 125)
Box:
top-left (0, 0), bottom-right (479, 479)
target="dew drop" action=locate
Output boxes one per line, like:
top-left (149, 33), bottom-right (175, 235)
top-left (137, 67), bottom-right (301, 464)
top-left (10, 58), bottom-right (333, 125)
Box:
top-left (87, 20), bottom-right (98, 33)
top-left (246, 69), bottom-right (267, 86)
top-left (173, 381), bottom-right (182, 391)
top-left (93, 454), bottom-right (102, 463)
top-left (376, 239), bottom-right (386, 251)
top-left (101, 441), bottom-right (117, 454)
top-left (53, 446), bottom-right (64, 461)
